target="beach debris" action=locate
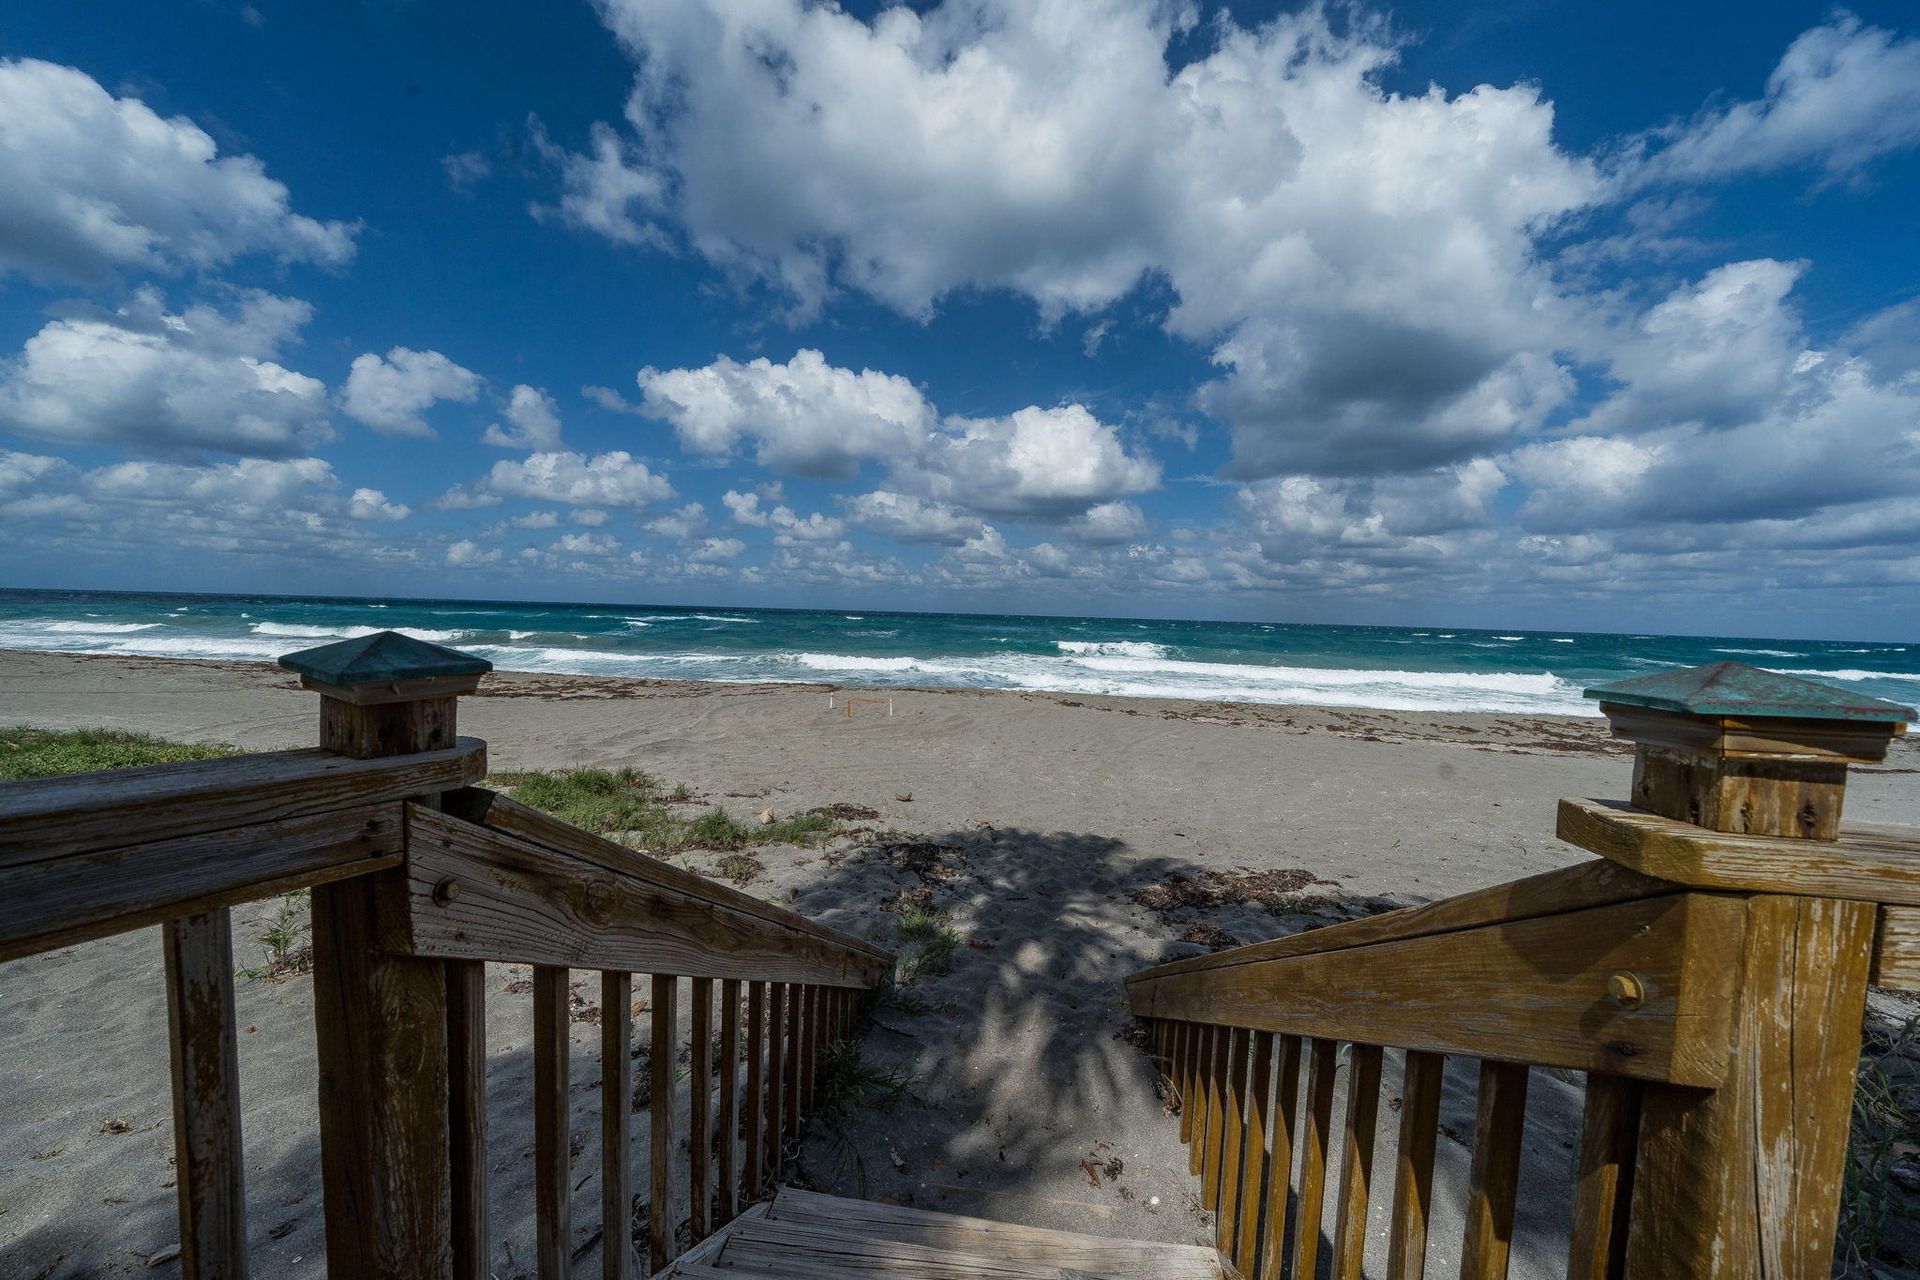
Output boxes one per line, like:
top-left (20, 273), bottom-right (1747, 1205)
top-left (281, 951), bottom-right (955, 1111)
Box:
top-left (895, 791), bottom-right (913, 802)
top-left (1131, 867), bottom-right (1334, 917)
top-left (812, 801), bottom-right (882, 820)
top-left (882, 838), bottom-right (960, 882)
top-left (147, 1245), bottom-right (182, 1269)
top-left (1080, 1159), bottom-right (1103, 1186)
top-left (887, 1144), bottom-right (909, 1172)
top-left (756, 808), bottom-right (774, 825)
top-left (1179, 922), bottom-right (1240, 951)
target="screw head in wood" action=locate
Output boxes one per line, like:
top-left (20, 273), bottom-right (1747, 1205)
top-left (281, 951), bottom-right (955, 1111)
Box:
top-left (1607, 971), bottom-right (1646, 1010)
top-left (432, 877), bottom-right (461, 907)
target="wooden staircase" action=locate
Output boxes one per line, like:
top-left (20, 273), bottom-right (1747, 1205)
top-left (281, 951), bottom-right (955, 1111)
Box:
top-left (660, 1188), bottom-right (1229, 1279)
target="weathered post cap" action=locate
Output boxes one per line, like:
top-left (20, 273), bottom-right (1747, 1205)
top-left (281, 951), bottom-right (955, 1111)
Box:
top-left (282, 631), bottom-right (492, 758)
top-left (1586, 661), bottom-right (1912, 839)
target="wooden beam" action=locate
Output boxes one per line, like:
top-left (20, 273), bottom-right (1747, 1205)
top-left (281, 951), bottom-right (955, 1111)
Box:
top-left (163, 910), bottom-right (248, 1280)
top-left (399, 805), bottom-right (889, 987)
top-left (0, 804), bottom-right (402, 964)
top-left (533, 966), bottom-right (571, 1280)
top-left (649, 974), bottom-right (677, 1272)
top-left (1558, 798), bottom-right (1920, 904)
top-left (691, 976), bottom-right (714, 1243)
top-left (446, 960), bottom-right (489, 1280)
top-left (1385, 1050), bottom-right (1442, 1280)
top-left (1262, 1035), bottom-right (1303, 1276)
top-left (1873, 905), bottom-right (1920, 991)
top-left (602, 971), bottom-right (634, 1280)
top-left (744, 981), bottom-right (766, 1199)
top-left (717, 978), bottom-right (741, 1230)
top-left (1568, 1073), bottom-right (1639, 1280)
top-left (1461, 1061), bottom-right (1529, 1280)
top-left (0, 738), bottom-right (484, 865)
top-left (1332, 1043), bottom-right (1383, 1280)
top-left (1290, 1040), bottom-right (1338, 1280)
top-left (1129, 894), bottom-right (1746, 1086)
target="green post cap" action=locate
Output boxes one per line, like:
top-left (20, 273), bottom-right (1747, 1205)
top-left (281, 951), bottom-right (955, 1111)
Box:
top-left (277, 630), bottom-right (493, 686)
top-left (1584, 660), bottom-right (1915, 722)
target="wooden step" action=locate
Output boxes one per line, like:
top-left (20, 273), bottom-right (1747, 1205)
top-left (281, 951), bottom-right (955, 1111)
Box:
top-left (657, 1188), bottom-right (1228, 1280)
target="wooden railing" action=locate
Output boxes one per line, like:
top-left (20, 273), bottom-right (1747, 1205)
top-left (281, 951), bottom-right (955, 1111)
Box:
top-left (0, 638), bottom-right (893, 1279)
top-left (1127, 804), bottom-right (1920, 1279)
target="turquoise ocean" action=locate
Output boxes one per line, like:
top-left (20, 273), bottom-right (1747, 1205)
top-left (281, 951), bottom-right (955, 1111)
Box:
top-left (1, 589), bottom-right (1915, 717)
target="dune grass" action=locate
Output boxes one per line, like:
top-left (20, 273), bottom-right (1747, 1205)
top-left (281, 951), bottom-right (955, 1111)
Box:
top-left (489, 766), bottom-right (840, 852)
top-left (0, 725), bottom-right (239, 780)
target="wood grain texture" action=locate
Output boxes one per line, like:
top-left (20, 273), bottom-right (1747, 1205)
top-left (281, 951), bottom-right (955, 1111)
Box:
top-left (765, 983), bottom-right (786, 1185)
top-left (533, 965), bottom-right (571, 1280)
top-left (446, 959), bottom-right (488, 1280)
top-left (1201, 1025), bottom-right (1228, 1202)
top-left (1176, 1021), bottom-right (1196, 1147)
top-left (310, 873), bottom-right (452, 1279)
top-left (1234, 1030), bottom-right (1274, 1278)
top-left (1129, 857), bottom-right (1676, 985)
top-left (1626, 894), bottom-right (1876, 1278)
top-left (717, 978), bottom-right (741, 1228)
top-left (1263, 1035), bottom-right (1303, 1275)
top-left (744, 981), bottom-right (766, 1198)
top-left (601, 971), bottom-right (634, 1280)
top-left (1189, 1023), bottom-right (1214, 1178)
top-left (446, 789), bottom-right (890, 966)
top-left (1461, 1060), bottom-right (1530, 1280)
top-left (1213, 1027), bottom-right (1249, 1256)
top-left (0, 804), bottom-right (403, 963)
top-left (1558, 798), bottom-right (1920, 904)
top-left (783, 982), bottom-right (803, 1140)
top-left (650, 974), bottom-right (678, 1272)
top-left (690, 976), bottom-right (713, 1243)
top-left (0, 738), bottom-right (484, 866)
top-left (1386, 1050), bottom-right (1443, 1280)
top-left (320, 693), bottom-right (459, 759)
top-left (796, 984), bottom-right (816, 1120)
top-left (162, 910), bottom-right (248, 1280)
top-left (1872, 905), bottom-right (1920, 991)
top-left (1567, 1073), bottom-right (1639, 1280)
top-left (1332, 1043), bottom-right (1384, 1280)
top-left (1130, 893), bottom-right (1745, 1086)
top-left (1290, 1039), bottom-right (1338, 1280)
top-left (1630, 748), bottom-right (1847, 840)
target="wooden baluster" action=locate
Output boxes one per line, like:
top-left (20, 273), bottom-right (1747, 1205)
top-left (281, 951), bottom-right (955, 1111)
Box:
top-left (796, 984), bottom-right (816, 1118)
top-left (163, 909), bottom-right (247, 1280)
top-left (1262, 1034), bottom-right (1303, 1272)
top-left (808, 982), bottom-right (827, 1106)
top-left (1290, 1039), bottom-right (1338, 1280)
top-left (689, 977), bottom-right (713, 1243)
top-left (744, 981), bottom-right (767, 1198)
top-left (1214, 1027), bottom-right (1250, 1256)
top-left (533, 965), bottom-right (571, 1280)
top-left (447, 960), bottom-right (488, 1280)
top-left (1387, 1050), bottom-right (1444, 1280)
top-left (765, 983), bottom-right (787, 1184)
top-left (717, 979), bottom-right (741, 1229)
top-left (1461, 1060), bottom-right (1530, 1280)
top-left (601, 972), bottom-right (634, 1280)
top-left (649, 974), bottom-right (677, 1272)
top-left (1234, 1031), bottom-right (1275, 1279)
top-left (1332, 1043), bottom-right (1385, 1280)
top-left (1190, 1023), bottom-right (1216, 1177)
top-left (783, 982), bottom-right (803, 1139)
top-left (1568, 1074), bottom-right (1640, 1280)
top-left (1173, 1022), bottom-right (1194, 1146)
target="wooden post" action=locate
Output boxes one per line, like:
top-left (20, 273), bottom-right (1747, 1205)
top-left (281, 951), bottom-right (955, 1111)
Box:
top-left (280, 632), bottom-right (490, 1280)
top-left (163, 909), bottom-right (247, 1280)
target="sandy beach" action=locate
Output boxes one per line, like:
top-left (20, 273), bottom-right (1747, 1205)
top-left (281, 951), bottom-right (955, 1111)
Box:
top-left (4, 648), bottom-right (1918, 1278)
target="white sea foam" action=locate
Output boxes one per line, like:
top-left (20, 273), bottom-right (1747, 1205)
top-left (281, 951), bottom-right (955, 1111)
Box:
top-left (249, 622), bottom-right (467, 642)
top-left (32, 620), bottom-right (161, 634)
top-left (1494, 635), bottom-right (1524, 641)
top-left (1777, 668), bottom-right (1915, 684)
top-left (1712, 647), bottom-right (1802, 658)
top-left (1055, 640), bottom-right (1171, 658)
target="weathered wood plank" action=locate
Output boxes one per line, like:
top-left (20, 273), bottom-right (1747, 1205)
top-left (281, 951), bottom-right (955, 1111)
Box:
top-left (534, 965), bottom-right (571, 1280)
top-left (1129, 858), bottom-right (1676, 985)
top-left (765, 982), bottom-right (787, 1184)
top-left (1177, 1021), bottom-right (1197, 1147)
top-left (1558, 798), bottom-right (1920, 904)
top-left (796, 984), bottom-right (816, 1119)
top-left (448, 789), bottom-right (890, 963)
top-left (1873, 905), bottom-right (1920, 990)
top-left (1626, 895), bottom-right (1876, 1277)
top-left (1386, 1050), bottom-right (1443, 1280)
top-left (1201, 1025), bottom-right (1228, 1201)
top-left (1189, 1023), bottom-right (1214, 1177)
top-left (1291, 1039), bottom-right (1338, 1280)
top-left (1129, 894), bottom-right (1745, 1086)
top-left (1214, 1027), bottom-right (1249, 1256)
top-left (0, 804), bottom-right (402, 963)
top-left (1568, 1073), bottom-right (1638, 1280)
top-left (446, 959), bottom-right (488, 1280)
top-left (1332, 1043), bottom-right (1384, 1280)
top-left (744, 981), bottom-right (766, 1198)
top-left (1234, 1030), bottom-right (1273, 1278)
top-left (602, 971), bottom-right (634, 1280)
top-left (650, 974), bottom-right (678, 1272)
top-left (0, 738), bottom-right (484, 865)
top-left (1262, 1035), bottom-right (1303, 1273)
top-left (690, 976), bottom-right (713, 1243)
top-left (163, 910), bottom-right (247, 1280)
top-left (400, 805), bottom-right (888, 986)
top-left (783, 982), bottom-right (803, 1139)
top-left (717, 978), bottom-right (741, 1229)
top-left (1461, 1060), bottom-right (1530, 1280)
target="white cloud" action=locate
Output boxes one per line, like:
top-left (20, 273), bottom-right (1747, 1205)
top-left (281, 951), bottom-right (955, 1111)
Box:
top-left (842, 490), bottom-right (984, 545)
top-left (0, 450), bottom-right (75, 495)
top-left (570, 508), bottom-right (609, 527)
top-left (341, 347), bottom-right (481, 438)
top-left (0, 288), bottom-right (330, 456)
top-left (483, 384), bottom-right (565, 450)
top-left (689, 536), bottom-right (746, 562)
top-left (1631, 15), bottom-right (1920, 184)
top-left (446, 538), bottom-right (501, 567)
top-left (512, 510), bottom-right (561, 529)
top-left (1062, 500), bottom-right (1148, 545)
top-left (918, 405), bottom-right (1160, 516)
top-left (87, 456), bottom-right (337, 513)
top-left (483, 450), bottom-right (674, 508)
top-left (645, 501), bottom-right (708, 539)
top-left (0, 58), bottom-right (356, 285)
top-left (347, 487), bottom-right (410, 521)
top-left (554, 531), bottom-right (620, 556)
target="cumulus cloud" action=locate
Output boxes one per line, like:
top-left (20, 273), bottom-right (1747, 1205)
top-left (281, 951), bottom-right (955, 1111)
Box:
top-left (0, 288), bottom-right (331, 456)
top-left (481, 450), bottom-right (674, 508)
top-left (341, 348), bottom-right (482, 438)
top-left (689, 536), bottom-right (745, 562)
top-left (483, 384), bottom-right (565, 450)
top-left (446, 538), bottom-right (501, 567)
top-left (842, 491), bottom-right (984, 545)
top-left (0, 59), bottom-right (356, 285)
top-left (347, 487), bottom-right (410, 521)
top-left (645, 502), bottom-right (707, 539)
top-left (1062, 501), bottom-right (1148, 545)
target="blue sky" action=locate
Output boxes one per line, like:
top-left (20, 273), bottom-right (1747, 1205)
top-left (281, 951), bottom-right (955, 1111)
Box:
top-left (1, 1), bottom-right (1917, 638)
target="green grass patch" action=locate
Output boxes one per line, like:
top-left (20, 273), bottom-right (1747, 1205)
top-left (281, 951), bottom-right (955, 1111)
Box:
top-left (0, 725), bottom-right (239, 780)
top-left (805, 1038), bottom-right (914, 1194)
top-left (489, 767), bottom-right (842, 853)
top-left (893, 902), bottom-right (960, 986)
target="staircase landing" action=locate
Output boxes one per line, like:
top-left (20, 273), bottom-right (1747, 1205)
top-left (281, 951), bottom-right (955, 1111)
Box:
top-left (658, 1186), bottom-right (1229, 1279)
